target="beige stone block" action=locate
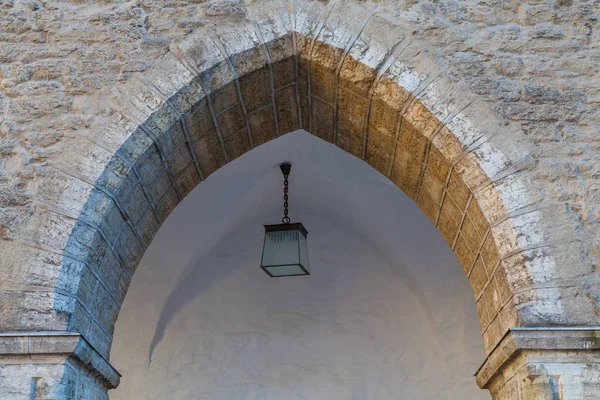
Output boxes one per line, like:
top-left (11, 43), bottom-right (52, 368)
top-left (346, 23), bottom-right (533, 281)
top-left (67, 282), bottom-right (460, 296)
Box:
top-left (223, 129), bottom-right (252, 160)
top-left (175, 163), bottom-right (202, 199)
top-left (447, 170), bottom-right (471, 212)
top-left (416, 189), bottom-right (440, 224)
top-left (470, 257), bottom-right (489, 298)
top-left (336, 87), bottom-right (368, 157)
top-left (311, 97), bottom-right (334, 142)
top-left (373, 75), bottom-right (411, 111)
top-left (368, 98), bottom-right (400, 138)
top-left (431, 126), bottom-right (466, 165)
top-left (454, 233), bottom-right (476, 274)
top-left (437, 196), bottom-right (463, 246)
top-left (476, 297), bottom-right (491, 331)
top-left (403, 100), bottom-right (440, 140)
top-left (398, 118), bottom-right (428, 160)
top-left (461, 215), bottom-right (484, 254)
top-left (390, 147), bottom-right (423, 199)
top-left (275, 85), bottom-right (299, 134)
top-left (483, 277), bottom-right (502, 318)
top-left (217, 104), bottom-right (247, 139)
top-left (272, 57), bottom-right (296, 88)
top-left (420, 168), bottom-right (445, 206)
top-left (248, 106), bottom-right (277, 146)
top-left (240, 67), bottom-right (272, 112)
top-left (200, 61), bottom-right (236, 94)
top-left (365, 127), bottom-right (395, 175)
top-left (310, 61), bottom-right (338, 104)
top-left (455, 152), bottom-right (490, 192)
top-left (480, 234), bottom-right (501, 275)
top-left (212, 82), bottom-right (239, 115)
top-left (339, 55), bottom-right (376, 97)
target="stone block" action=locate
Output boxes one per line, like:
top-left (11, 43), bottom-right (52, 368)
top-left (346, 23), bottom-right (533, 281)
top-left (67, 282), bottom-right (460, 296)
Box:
top-left (398, 119), bottom-right (428, 160)
top-left (157, 121), bottom-right (186, 159)
top-left (223, 129), bottom-right (252, 160)
top-left (446, 170), bottom-right (471, 212)
top-left (240, 67), bottom-right (272, 112)
top-left (79, 189), bottom-right (113, 227)
top-left (437, 196), bottom-right (463, 246)
top-left (215, 22), bottom-right (267, 76)
top-left (98, 250), bottom-right (121, 296)
top-left (99, 204), bottom-right (127, 247)
top-left (365, 127), bottom-right (394, 176)
top-left (339, 55), bottom-right (376, 97)
top-left (431, 126), bottom-right (466, 166)
top-left (139, 52), bottom-right (195, 112)
top-left (299, 95), bottom-right (310, 131)
top-left (96, 157), bottom-right (132, 197)
top-left (166, 143), bottom-right (193, 177)
top-left (476, 297), bottom-right (491, 331)
top-left (461, 215), bottom-right (485, 253)
top-left (369, 99), bottom-right (399, 138)
top-left (200, 61), bottom-right (236, 94)
top-left (76, 264), bottom-right (98, 309)
top-left (454, 233), bottom-right (476, 274)
top-left (135, 208), bottom-right (160, 248)
top-left (480, 234), bottom-right (500, 275)
top-left (217, 104), bottom-right (247, 139)
top-left (136, 145), bottom-right (165, 187)
top-left (170, 76), bottom-right (206, 116)
top-left (113, 225), bottom-right (143, 274)
top-left (275, 85), bottom-right (299, 134)
top-left (192, 138), bottom-right (227, 178)
top-left (212, 82), bottom-right (239, 115)
top-left (174, 29), bottom-right (226, 77)
top-left (174, 164), bottom-right (202, 199)
top-left (470, 257), bottom-right (489, 298)
top-left (416, 189), bottom-right (440, 224)
top-left (310, 62), bottom-right (337, 104)
top-left (420, 168), bottom-right (445, 206)
top-left (92, 283), bottom-right (120, 333)
top-left (146, 172), bottom-right (174, 208)
top-left (272, 57), bottom-right (296, 88)
top-left (248, 106), bottom-right (277, 146)
top-left (89, 321), bottom-right (112, 363)
top-left (117, 127), bottom-right (155, 166)
top-left (336, 88), bottom-right (368, 157)
top-left (184, 98), bottom-right (216, 143)
top-left (455, 153), bottom-right (489, 192)
top-left (390, 147), bottom-right (423, 199)
top-left (121, 184), bottom-right (151, 225)
top-left (311, 97), bottom-right (334, 142)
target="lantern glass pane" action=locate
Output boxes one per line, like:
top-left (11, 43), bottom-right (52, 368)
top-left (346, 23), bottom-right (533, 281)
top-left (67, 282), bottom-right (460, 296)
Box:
top-left (261, 224), bottom-right (309, 277)
top-left (262, 229), bottom-right (301, 266)
top-left (264, 265), bottom-right (307, 277)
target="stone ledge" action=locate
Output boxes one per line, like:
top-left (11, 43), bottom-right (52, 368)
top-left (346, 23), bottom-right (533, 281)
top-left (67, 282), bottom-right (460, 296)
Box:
top-left (475, 327), bottom-right (600, 389)
top-left (0, 331), bottom-right (121, 389)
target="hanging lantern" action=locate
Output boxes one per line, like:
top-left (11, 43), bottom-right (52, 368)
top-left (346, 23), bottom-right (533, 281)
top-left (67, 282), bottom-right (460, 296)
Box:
top-left (260, 163), bottom-right (310, 277)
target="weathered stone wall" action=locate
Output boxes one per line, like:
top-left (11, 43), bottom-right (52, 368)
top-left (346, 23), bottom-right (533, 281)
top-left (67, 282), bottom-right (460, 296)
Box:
top-left (0, 0), bottom-right (598, 398)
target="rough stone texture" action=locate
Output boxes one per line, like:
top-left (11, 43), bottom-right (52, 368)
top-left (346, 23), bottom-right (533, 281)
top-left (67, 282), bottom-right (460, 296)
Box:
top-left (0, 332), bottom-right (119, 399)
top-left (0, 0), bottom-right (598, 398)
top-left (476, 328), bottom-right (600, 399)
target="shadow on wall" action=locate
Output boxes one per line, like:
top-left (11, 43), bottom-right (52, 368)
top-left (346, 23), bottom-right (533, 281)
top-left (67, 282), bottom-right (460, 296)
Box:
top-left (146, 130), bottom-right (444, 362)
top-left (147, 200), bottom-right (439, 364)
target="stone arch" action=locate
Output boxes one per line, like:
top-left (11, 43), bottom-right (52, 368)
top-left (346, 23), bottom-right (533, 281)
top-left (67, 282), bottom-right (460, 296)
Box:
top-left (54, 0), bottom-right (536, 362)
top-left (1, 0), bottom-right (597, 398)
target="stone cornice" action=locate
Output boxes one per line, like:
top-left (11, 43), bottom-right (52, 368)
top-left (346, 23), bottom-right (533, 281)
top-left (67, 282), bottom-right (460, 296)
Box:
top-left (475, 327), bottom-right (600, 389)
top-left (0, 331), bottom-right (121, 389)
